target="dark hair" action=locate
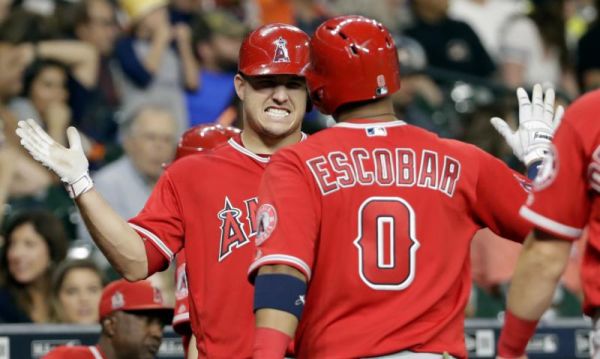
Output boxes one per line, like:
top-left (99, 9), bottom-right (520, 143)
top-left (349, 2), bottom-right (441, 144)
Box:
top-left (51, 259), bottom-right (106, 323)
top-left (0, 210), bottom-right (69, 320)
top-left (529, 0), bottom-right (569, 68)
top-left (0, 9), bottom-right (60, 43)
top-left (22, 59), bottom-right (69, 98)
top-left (71, 0), bottom-right (115, 29)
top-left (52, 259), bottom-right (106, 295)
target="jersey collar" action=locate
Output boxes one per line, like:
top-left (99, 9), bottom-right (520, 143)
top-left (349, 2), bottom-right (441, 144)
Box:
top-left (334, 119), bottom-right (406, 128)
top-left (227, 133), bottom-right (308, 163)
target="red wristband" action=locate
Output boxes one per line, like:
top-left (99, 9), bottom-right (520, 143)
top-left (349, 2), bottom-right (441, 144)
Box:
top-left (498, 310), bottom-right (539, 358)
top-left (253, 327), bottom-right (291, 359)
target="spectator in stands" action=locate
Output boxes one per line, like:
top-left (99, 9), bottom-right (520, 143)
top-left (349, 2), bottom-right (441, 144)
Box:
top-left (11, 60), bottom-right (72, 146)
top-left (169, 0), bottom-right (202, 24)
top-left (448, 0), bottom-right (525, 61)
top-left (0, 127), bottom-right (15, 230)
top-left (77, 106), bottom-right (177, 242)
top-left (71, 0), bottom-right (122, 162)
top-left (0, 0), bottom-right (10, 25)
top-left (7, 38), bottom-right (99, 151)
top-left (0, 42), bottom-right (27, 226)
top-left (577, 0), bottom-right (600, 92)
top-left (186, 10), bottom-right (247, 126)
top-left (499, 0), bottom-right (578, 96)
top-left (114, 0), bottom-right (198, 134)
top-left (44, 279), bottom-right (173, 359)
top-left (52, 259), bottom-right (105, 324)
top-left (405, 0), bottom-right (496, 79)
top-left (0, 210), bottom-right (68, 323)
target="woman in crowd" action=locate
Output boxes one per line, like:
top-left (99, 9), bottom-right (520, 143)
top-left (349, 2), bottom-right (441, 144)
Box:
top-left (52, 259), bottom-right (105, 324)
top-left (0, 210), bottom-right (68, 323)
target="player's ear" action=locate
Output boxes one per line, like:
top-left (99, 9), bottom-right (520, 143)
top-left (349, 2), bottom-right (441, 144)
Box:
top-left (101, 315), bottom-right (117, 338)
top-left (234, 73), bottom-right (246, 101)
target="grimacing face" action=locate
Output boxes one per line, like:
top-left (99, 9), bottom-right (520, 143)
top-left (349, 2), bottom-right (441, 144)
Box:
top-left (7, 223), bottom-right (50, 285)
top-left (234, 74), bottom-right (307, 140)
top-left (58, 268), bottom-right (103, 324)
top-left (110, 311), bottom-right (165, 359)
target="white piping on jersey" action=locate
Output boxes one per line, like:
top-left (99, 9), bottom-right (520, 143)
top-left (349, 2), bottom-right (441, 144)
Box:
top-left (249, 254), bottom-right (312, 280)
top-left (334, 120), bottom-right (406, 129)
top-left (228, 138), bottom-right (270, 163)
top-left (519, 206), bottom-right (583, 239)
top-left (128, 223), bottom-right (174, 261)
top-left (227, 133), bottom-right (308, 163)
top-left (172, 312), bottom-right (190, 324)
top-left (89, 346), bottom-right (103, 359)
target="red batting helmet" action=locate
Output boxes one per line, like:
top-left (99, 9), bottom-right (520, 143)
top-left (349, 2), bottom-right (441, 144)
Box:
top-left (175, 124), bottom-right (241, 160)
top-left (238, 23), bottom-right (310, 77)
top-left (306, 15), bottom-right (401, 115)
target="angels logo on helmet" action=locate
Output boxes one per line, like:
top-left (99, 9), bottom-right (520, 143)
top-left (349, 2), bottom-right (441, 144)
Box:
top-left (273, 36), bottom-right (291, 63)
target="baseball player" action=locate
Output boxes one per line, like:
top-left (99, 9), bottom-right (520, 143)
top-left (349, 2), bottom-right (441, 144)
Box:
top-left (44, 279), bottom-right (173, 359)
top-left (248, 16), bottom-right (562, 359)
top-left (170, 124), bottom-right (241, 359)
top-left (17, 23), bottom-right (310, 358)
top-left (496, 90), bottom-right (600, 359)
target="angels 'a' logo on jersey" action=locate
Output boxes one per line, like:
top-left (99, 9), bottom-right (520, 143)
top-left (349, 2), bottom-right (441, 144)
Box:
top-left (273, 36), bottom-right (290, 63)
top-left (533, 144), bottom-right (558, 190)
top-left (218, 196), bottom-right (251, 262)
top-left (588, 145), bottom-right (600, 193)
top-left (255, 204), bottom-right (277, 246)
top-left (175, 263), bottom-right (188, 300)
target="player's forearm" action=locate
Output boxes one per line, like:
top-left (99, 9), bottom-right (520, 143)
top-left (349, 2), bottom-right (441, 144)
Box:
top-left (506, 232), bottom-right (572, 320)
top-left (256, 308), bottom-right (298, 337)
top-left (76, 188), bottom-right (148, 280)
top-left (255, 265), bottom-right (306, 336)
top-left (187, 335), bottom-right (198, 359)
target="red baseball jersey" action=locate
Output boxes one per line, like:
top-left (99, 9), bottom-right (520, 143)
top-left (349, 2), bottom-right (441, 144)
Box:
top-left (130, 134), bottom-right (304, 358)
top-left (43, 345), bottom-right (105, 359)
top-left (520, 89), bottom-right (600, 315)
top-left (250, 119), bottom-right (532, 359)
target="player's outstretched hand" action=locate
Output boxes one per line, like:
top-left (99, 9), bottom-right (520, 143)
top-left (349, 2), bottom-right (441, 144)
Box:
top-left (490, 84), bottom-right (564, 166)
top-left (16, 119), bottom-right (92, 198)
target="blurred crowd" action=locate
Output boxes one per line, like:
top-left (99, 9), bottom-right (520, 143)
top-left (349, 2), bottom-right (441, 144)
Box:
top-left (0, 0), bottom-right (599, 326)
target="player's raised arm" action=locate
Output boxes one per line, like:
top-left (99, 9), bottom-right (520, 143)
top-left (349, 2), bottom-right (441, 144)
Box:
top-left (16, 119), bottom-right (148, 280)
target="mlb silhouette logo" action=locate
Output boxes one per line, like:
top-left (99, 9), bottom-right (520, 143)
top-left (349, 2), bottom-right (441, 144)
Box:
top-left (273, 36), bottom-right (290, 63)
top-left (366, 127), bottom-right (387, 137)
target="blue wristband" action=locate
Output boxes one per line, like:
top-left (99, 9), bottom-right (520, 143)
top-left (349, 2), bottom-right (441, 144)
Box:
top-left (254, 274), bottom-right (307, 320)
top-left (527, 160), bottom-right (543, 180)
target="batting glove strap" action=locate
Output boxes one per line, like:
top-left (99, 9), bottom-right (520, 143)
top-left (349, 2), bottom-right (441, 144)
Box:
top-left (523, 143), bottom-right (552, 168)
top-left (64, 172), bottom-right (94, 199)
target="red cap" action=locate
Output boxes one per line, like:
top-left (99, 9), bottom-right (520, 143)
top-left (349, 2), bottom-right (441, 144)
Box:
top-left (99, 279), bottom-right (173, 322)
top-left (306, 15), bottom-right (401, 115)
top-left (175, 124), bottom-right (240, 160)
top-left (238, 23), bottom-right (310, 77)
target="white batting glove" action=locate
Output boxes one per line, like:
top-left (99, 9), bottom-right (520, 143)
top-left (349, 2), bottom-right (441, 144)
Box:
top-left (491, 84), bottom-right (564, 167)
top-left (16, 119), bottom-right (92, 198)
